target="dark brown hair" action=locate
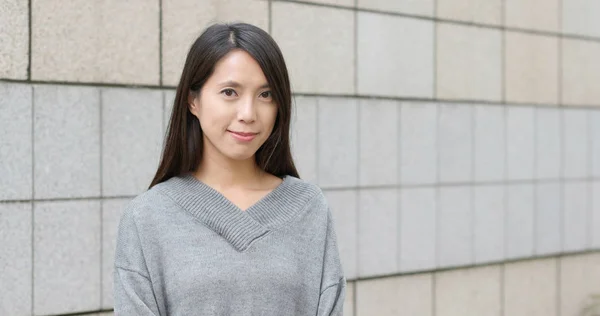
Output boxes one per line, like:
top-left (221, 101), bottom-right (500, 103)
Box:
top-left (149, 23), bottom-right (299, 188)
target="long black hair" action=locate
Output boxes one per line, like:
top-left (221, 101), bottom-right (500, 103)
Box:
top-left (149, 23), bottom-right (299, 188)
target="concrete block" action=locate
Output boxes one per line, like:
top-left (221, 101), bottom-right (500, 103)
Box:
top-left (536, 107), bottom-right (561, 179)
top-left (438, 186), bottom-right (472, 268)
top-left (0, 203), bottom-right (32, 316)
top-left (357, 0), bottom-right (433, 16)
top-left (34, 85), bottom-right (100, 199)
top-left (436, 23), bottom-right (502, 101)
top-left (435, 265), bottom-right (502, 316)
top-left (358, 189), bottom-right (398, 277)
top-left (32, 0), bottom-right (159, 84)
top-left (437, 0), bottom-right (501, 25)
top-left (505, 32), bottom-right (558, 105)
top-left (317, 98), bottom-right (358, 188)
top-left (562, 182), bottom-right (589, 252)
top-left (399, 187), bottom-right (436, 272)
top-left (562, 39), bottom-right (600, 106)
top-left (438, 104), bottom-right (473, 183)
top-left (323, 190), bottom-right (358, 280)
top-left (101, 198), bottom-right (130, 309)
top-left (357, 12), bottom-right (433, 98)
top-left (560, 253), bottom-right (600, 316)
top-left (507, 106), bottom-right (535, 180)
top-left (504, 258), bottom-right (558, 316)
top-left (506, 184), bottom-right (535, 259)
top-left (0, 83), bottom-right (32, 200)
top-left (474, 105), bottom-right (505, 182)
top-left (0, 0), bottom-right (28, 79)
top-left (563, 109), bottom-right (590, 178)
top-left (535, 182), bottom-right (561, 255)
top-left (34, 200), bottom-right (101, 315)
top-left (505, 0), bottom-right (559, 32)
top-left (473, 185), bottom-right (504, 264)
top-left (399, 102), bottom-right (437, 185)
top-left (102, 88), bottom-right (163, 197)
top-left (272, 2), bottom-right (354, 94)
top-left (291, 96), bottom-right (318, 184)
top-left (562, 0), bottom-right (600, 38)
top-left (359, 99), bottom-right (399, 186)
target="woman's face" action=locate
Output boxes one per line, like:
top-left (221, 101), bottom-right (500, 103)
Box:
top-left (189, 49), bottom-right (278, 162)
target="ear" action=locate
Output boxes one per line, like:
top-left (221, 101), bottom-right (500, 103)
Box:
top-left (188, 92), bottom-right (200, 115)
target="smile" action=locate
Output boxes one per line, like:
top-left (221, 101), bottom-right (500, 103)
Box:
top-left (228, 130), bottom-right (258, 142)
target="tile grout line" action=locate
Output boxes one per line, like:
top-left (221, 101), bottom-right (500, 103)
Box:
top-left (500, 0), bottom-right (507, 308)
top-left (355, 96), bottom-right (361, 283)
top-left (30, 84), bottom-right (35, 315)
top-left (353, 0), bottom-right (358, 96)
top-left (28, 0), bottom-right (32, 80)
top-left (533, 106), bottom-right (539, 256)
top-left (396, 101), bottom-right (402, 276)
top-left (159, 0), bottom-right (163, 86)
top-left (268, 0), bottom-right (272, 34)
top-left (470, 101), bottom-right (476, 266)
top-left (99, 89), bottom-right (104, 308)
top-left (432, 3), bottom-right (438, 315)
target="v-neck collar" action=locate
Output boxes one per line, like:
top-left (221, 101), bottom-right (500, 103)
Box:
top-left (156, 173), bottom-right (319, 252)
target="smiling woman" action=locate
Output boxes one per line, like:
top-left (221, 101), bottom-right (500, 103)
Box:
top-left (113, 23), bottom-right (346, 316)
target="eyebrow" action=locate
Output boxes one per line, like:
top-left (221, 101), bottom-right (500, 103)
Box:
top-left (218, 80), bottom-right (270, 90)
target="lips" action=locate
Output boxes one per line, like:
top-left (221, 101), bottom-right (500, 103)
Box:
top-left (228, 130), bottom-right (258, 142)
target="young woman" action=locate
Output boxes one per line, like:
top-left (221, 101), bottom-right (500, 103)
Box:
top-left (113, 23), bottom-right (346, 315)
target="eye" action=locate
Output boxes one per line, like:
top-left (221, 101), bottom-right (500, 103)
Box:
top-left (260, 91), bottom-right (272, 99)
top-left (221, 89), bottom-right (237, 97)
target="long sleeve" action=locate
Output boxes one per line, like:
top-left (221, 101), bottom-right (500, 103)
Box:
top-left (113, 206), bottom-right (161, 316)
top-left (317, 208), bottom-right (347, 316)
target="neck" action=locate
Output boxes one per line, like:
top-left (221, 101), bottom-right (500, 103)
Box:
top-left (192, 142), bottom-right (266, 190)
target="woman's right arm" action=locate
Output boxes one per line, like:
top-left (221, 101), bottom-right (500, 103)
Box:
top-left (113, 206), bottom-right (161, 316)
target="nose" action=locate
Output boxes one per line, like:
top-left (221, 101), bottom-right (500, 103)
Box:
top-left (237, 97), bottom-right (257, 123)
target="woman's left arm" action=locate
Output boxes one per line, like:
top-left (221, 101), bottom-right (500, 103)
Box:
top-left (316, 208), bottom-right (347, 316)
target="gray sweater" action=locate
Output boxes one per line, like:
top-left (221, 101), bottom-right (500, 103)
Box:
top-left (113, 173), bottom-right (346, 315)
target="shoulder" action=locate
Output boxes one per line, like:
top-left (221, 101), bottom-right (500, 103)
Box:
top-left (121, 183), bottom-right (179, 222)
top-left (283, 175), bottom-right (330, 214)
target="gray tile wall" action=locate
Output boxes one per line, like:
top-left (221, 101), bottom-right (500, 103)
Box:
top-left (3, 0), bottom-right (600, 315)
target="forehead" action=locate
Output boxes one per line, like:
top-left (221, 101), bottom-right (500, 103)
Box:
top-left (209, 49), bottom-right (268, 86)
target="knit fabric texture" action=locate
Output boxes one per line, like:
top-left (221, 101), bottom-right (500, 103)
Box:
top-left (113, 173), bottom-right (346, 315)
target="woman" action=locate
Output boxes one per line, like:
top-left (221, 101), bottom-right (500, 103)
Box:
top-left (113, 23), bottom-right (346, 315)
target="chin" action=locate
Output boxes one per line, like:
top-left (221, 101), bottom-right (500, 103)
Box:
top-left (224, 150), bottom-right (256, 161)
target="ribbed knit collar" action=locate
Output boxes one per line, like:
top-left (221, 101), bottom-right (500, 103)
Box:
top-left (156, 173), bottom-right (319, 252)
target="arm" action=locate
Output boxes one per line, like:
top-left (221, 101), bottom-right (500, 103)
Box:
top-left (113, 206), bottom-right (161, 316)
top-left (317, 208), bottom-right (347, 316)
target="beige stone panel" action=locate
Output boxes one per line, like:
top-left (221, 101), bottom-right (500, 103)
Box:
top-left (357, 0), bottom-right (433, 17)
top-left (436, 23), bottom-right (502, 101)
top-left (562, 38), bottom-right (600, 106)
top-left (0, 0), bottom-right (28, 79)
top-left (272, 2), bottom-right (354, 94)
top-left (344, 281), bottom-right (354, 316)
top-left (356, 273), bottom-right (433, 316)
top-left (505, 32), bottom-right (558, 104)
top-left (435, 265), bottom-right (502, 316)
top-left (504, 258), bottom-right (558, 316)
top-left (437, 0), bottom-right (501, 25)
top-left (560, 253), bottom-right (600, 316)
top-left (292, 0), bottom-right (354, 7)
top-left (32, 0), bottom-right (159, 85)
top-left (505, 0), bottom-right (559, 32)
top-left (162, 0), bottom-right (269, 86)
